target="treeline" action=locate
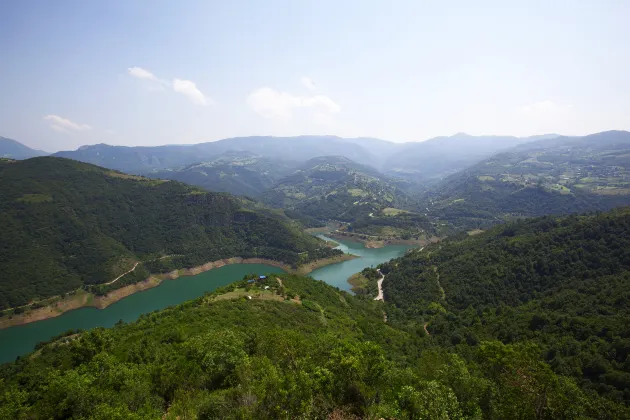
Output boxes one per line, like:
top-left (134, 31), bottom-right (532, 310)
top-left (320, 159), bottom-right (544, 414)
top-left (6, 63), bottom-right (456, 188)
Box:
top-left (1, 274), bottom-right (626, 418)
top-left (0, 157), bottom-right (337, 310)
top-left (380, 207), bottom-right (630, 406)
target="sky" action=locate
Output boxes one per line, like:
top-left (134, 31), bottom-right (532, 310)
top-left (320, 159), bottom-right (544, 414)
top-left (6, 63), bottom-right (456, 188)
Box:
top-left (1, 0), bottom-right (629, 152)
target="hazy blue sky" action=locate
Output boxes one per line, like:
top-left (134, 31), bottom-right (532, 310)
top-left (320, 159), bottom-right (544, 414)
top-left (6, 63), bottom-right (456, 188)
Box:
top-left (1, 0), bottom-right (629, 151)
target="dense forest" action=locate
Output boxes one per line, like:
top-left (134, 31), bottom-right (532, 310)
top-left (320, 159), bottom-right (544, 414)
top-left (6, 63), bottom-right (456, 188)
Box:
top-left (1, 273), bottom-right (626, 419)
top-left (0, 157), bottom-right (339, 310)
top-left (380, 207), bottom-right (630, 408)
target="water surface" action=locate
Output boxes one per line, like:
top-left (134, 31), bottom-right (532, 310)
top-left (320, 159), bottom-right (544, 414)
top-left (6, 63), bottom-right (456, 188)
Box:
top-left (309, 235), bottom-right (413, 292)
top-left (0, 238), bottom-right (412, 363)
top-left (0, 264), bottom-right (283, 363)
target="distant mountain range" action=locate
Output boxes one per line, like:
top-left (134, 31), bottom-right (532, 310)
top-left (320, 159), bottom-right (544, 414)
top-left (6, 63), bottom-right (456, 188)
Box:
top-left (422, 130), bottom-right (630, 228)
top-left (0, 137), bottom-right (47, 159)
top-left (147, 151), bottom-right (299, 197)
top-left (47, 133), bottom-right (560, 181)
top-left (382, 133), bottom-right (560, 182)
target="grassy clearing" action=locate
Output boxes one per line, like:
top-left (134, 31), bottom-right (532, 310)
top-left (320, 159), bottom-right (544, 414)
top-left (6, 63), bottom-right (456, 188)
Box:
top-left (16, 193), bottom-right (53, 203)
top-left (382, 207), bottom-right (410, 216)
top-left (106, 172), bottom-right (167, 185)
top-left (467, 229), bottom-right (484, 236)
top-left (549, 184), bottom-right (572, 194)
top-left (347, 188), bottom-right (367, 197)
top-left (211, 288), bottom-right (286, 303)
top-left (579, 177), bottom-right (599, 183)
top-left (477, 175), bottom-right (496, 182)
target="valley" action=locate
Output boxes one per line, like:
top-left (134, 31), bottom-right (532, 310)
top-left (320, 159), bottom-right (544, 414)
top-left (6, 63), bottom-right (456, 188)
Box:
top-left (4, 5), bottom-right (630, 417)
top-left (0, 235), bottom-right (410, 364)
top-left (3, 132), bottom-right (630, 418)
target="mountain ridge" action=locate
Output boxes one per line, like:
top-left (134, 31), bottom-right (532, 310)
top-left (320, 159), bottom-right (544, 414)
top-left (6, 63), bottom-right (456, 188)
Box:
top-left (0, 136), bottom-right (48, 159)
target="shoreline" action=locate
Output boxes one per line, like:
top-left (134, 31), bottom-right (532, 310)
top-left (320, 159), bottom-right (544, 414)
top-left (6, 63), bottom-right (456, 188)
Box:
top-left (326, 231), bottom-right (435, 248)
top-left (0, 254), bottom-right (356, 330)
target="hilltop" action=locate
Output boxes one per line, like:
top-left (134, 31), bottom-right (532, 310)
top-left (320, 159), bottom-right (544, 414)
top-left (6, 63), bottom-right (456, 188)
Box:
top-left (0, 136), bottom-right (47, 159)
top-left (261, 156), bottom-right (414, 222)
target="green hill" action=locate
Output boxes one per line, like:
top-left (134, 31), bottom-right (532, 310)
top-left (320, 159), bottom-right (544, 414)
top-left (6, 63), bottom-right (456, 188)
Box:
top-left (262, 156), bottom-right (414, 222)
top-left (379, 207), bottom-right (630, 406)
top-left (0, 157), bottom-right (339, 310)
top-left (422, 130), bottom-right (630, 229)
top-left (147, 151), bottom-right (298, 197)
top-left (1, 273), bottom-right (625, 418)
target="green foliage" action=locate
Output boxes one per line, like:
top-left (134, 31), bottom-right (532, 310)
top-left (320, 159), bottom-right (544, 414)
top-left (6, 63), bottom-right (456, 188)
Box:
top-left (381, 207), bottom-right (630, 407)
top-left (148, 151), bottom-right (297, 198)
top-left (261, 156), bottom-right (414, 223)
top-left (349, 211), bottom-right (435, 240)
top-left (2, 274), bottom-right (623, 418)
top-left (0, 157), bottom-right (339, 309)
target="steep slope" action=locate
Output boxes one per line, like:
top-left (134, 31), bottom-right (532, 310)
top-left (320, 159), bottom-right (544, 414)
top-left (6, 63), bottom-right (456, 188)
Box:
top-left (0, 137), bottom-right (47, 159)
top-left (0, 157), bottom-right (338, 310)
top-left (423, 130), bottom-right (630, 229)
top-left (148, 151), bottom-right (298, 197)
top-left (53, 136), bottom-right (379, 173)
top-left (383, 133), bottom-right (559, 183)
top-left (380, 207), bottom-right (630, 405)
top-left (261, 156), bottom-right (414, 222)
top-left (0, 274), bottom-right (625, 418)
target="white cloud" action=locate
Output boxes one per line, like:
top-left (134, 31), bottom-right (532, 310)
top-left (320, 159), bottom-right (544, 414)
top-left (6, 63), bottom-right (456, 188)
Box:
top-left (247, 87), bottom-right (340, 120)
top-left (127, 67), bottom-right (212, 106)
top-left (300, 76), bottom-right (316, 91)
top-left (44, 115), bottom-right (92, 133)
top-left (172, 79), bottom-right (211, 106)
top-left (127, 67), bottom-right (159, 81)
top-left (127, 66), bottom-right (169, 91)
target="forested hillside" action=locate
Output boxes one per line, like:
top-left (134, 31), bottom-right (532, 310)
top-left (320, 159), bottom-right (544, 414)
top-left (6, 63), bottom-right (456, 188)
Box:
top-left (262, 156), bottom-right (414, 222)
top-left (0, 157), bottom-right (338, 310)
top-left (380, 207), bottom-right (630, 407)
top-left (1, 274), bottom-right (626, 418)
top-left (422, 130), bottom-right (630, 229)
top-left (147, 151), bottom-right (298, 197)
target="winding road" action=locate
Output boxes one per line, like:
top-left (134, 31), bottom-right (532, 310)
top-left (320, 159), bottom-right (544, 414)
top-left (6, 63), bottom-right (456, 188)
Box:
top-left (374, 269), bottom-right (385, 301)
top-left (104, 262), bottom-right (140, 285)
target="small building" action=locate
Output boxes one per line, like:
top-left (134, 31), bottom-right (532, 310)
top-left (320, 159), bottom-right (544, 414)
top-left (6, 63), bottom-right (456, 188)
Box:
top-left (259, 275), bottom-right (267, 280)
top-left (247, 279), bottom-right (255, 283)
